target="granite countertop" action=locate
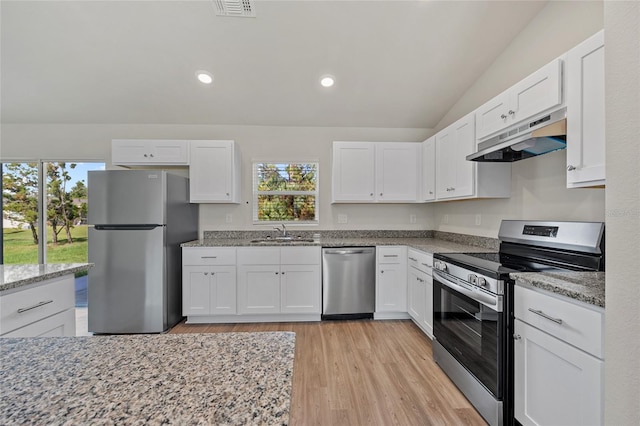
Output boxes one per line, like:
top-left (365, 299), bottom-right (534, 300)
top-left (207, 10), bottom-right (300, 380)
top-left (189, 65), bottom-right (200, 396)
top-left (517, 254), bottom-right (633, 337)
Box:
top-left (182, 236), bottom-right (495, 255)
top-left (511, 271), bottom-right (606, 308)
top-left (0, 332), bottom-right (295, 425)
top-left (0, 263), bottom-right (93, 293)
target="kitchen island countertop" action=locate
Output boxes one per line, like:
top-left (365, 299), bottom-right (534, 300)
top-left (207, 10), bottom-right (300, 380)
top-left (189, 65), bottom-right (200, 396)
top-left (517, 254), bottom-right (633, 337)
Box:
top-left (0, 263), bottom-right (93, 293)
top-left (0, 332), bottom-right (295, 425)
top-left (511, 271), bottom-right (605, 308)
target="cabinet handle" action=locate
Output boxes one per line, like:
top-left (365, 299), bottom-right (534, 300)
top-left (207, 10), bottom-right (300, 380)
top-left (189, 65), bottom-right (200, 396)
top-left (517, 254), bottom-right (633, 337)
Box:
top-left (383, 255), bottom-right (398, 258)
top-left (417, 277), bottom-right (424, 283)
top-left (508, 110), bottom-right (515, 115)
top-left (500, 114), bottom-right (507, 119)
top-left (567, 165), bottom-right (577, 171)
top-left (408, 257), bottom-right (418, 261)
top-left (513, 334), bottom-right (522, 340)
top-left (421, 263), bottom-right (430, 267)
top-left (17, 300), bottom-right (54, 314)
top-left (201, 256), bottom-right (217, 259)
top-left (528, 308), bottom-right (563, 324)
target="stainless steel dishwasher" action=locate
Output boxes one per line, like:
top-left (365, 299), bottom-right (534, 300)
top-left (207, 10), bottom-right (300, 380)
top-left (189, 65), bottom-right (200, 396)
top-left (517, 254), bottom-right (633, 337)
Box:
top-left (322, 247), bottom-right (376, 320)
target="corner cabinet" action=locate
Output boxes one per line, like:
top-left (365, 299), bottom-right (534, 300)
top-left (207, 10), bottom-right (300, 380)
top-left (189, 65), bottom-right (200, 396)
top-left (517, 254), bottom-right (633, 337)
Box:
top-left (332, 141), bottom-right (419, 203)
top-left (375, 246), bottom-right (409, 319)
top-left (435, 113), bottom-right (511, 201)
top-left (475, 58), bottom-right (564, 142)
top-left (112, 139), bottom-right (189, 166)
top-left (514, 285), bottom-right (604, 426)
top-left (566, 30), bottom-right (605, 188)
top-left (1, 275), bottom-right (76, 338)
top-left (189, 140), bottom-right (241, 203)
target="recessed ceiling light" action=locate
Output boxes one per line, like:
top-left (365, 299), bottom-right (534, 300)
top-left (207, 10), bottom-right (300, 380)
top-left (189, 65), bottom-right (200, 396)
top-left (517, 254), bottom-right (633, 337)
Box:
top-left (196, 70), bottom-right (213, 84)
top-left (320, 75), bottom-right (335, 88)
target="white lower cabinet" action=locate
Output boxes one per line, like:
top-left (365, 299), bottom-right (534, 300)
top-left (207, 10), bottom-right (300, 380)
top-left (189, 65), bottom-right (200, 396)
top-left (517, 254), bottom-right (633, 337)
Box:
top-left (1, 275), bottom-right (76, 338)
top-left (375, 246), bottom-right (409, 319)
top-left (182, 266), bottom-right (236, 315)
top-left (514, 285), bottom-right (604, 426)
top-left (406, 248), bottom-right (433, 338)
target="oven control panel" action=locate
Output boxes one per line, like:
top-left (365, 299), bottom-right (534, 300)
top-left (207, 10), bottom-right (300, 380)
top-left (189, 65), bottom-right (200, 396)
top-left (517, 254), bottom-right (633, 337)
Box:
top-left (522, 225), bottom-right (559, 237)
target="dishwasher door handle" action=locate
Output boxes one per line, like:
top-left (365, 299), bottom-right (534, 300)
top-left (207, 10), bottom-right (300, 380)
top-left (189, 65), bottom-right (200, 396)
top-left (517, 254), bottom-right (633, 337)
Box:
top-left (325, 250), bottom-right (366, 255)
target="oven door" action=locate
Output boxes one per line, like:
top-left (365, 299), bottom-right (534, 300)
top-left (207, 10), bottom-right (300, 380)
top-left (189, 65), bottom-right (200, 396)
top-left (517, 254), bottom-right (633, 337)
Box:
top-left (433, 270), bottom-right (504, 399)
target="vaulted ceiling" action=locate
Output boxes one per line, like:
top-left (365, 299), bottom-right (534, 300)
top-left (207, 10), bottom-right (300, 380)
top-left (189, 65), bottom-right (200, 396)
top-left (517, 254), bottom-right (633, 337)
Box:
top-left (1, 1), bottom-right (547, 128)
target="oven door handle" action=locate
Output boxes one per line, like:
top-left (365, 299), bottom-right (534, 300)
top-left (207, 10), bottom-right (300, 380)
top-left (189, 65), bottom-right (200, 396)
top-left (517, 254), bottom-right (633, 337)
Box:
top-left (433, 270), bottom-right (501, 311)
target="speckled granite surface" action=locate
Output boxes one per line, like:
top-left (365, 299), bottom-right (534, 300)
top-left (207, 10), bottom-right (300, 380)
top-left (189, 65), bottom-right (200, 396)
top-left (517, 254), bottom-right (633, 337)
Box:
top-left (183, 230), bottom-right (498, 253)
top-left (0, 263), bottom-right (93, 292)
top-left (511, 271), bottom-right (606, 308)
top-left (0, 332), bottom-right (295, 425)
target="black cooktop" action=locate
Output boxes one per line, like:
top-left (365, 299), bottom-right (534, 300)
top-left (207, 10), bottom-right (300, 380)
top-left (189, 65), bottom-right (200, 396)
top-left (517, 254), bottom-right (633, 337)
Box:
top-left (434, 251), bottom-right (566, 280)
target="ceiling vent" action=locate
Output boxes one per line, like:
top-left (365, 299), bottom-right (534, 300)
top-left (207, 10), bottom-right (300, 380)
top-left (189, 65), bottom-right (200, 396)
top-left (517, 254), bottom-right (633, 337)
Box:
top-left (213, 0), bottom-right (256, 18)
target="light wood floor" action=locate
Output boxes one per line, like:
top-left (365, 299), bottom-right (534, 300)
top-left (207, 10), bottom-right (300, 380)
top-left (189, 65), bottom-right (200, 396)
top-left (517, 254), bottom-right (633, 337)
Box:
top-left (170, 319), bottom-right (487, 426)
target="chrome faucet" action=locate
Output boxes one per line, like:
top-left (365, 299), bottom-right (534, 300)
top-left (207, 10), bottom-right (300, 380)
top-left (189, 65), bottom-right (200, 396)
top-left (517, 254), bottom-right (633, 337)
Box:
top-left (273, 224), bottom-right (287, 238)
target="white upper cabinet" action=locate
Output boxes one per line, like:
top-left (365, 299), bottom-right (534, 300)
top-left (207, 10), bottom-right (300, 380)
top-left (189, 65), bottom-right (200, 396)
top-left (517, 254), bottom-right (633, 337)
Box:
top-left (566, 30), bottom-right (605, 188)
top-left (420, 137), bottom-right (436, 202)
top-left (332, 142), bottom-right (376, 202)
top-left (475, 58), bottom-right (564, 141)
top-left (189, 140), bottom-right (241, 203)
top-left (332, 141), bottom-right (419, 203)
top-left (112, 139), bottom-right (189, 166)
top-left (435, 113), bottom-right (511, 201)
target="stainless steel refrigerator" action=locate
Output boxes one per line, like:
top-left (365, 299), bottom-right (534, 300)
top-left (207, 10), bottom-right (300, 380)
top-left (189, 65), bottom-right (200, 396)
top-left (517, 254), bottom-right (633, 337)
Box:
top-left (87, 170), bottom-right (198, 333)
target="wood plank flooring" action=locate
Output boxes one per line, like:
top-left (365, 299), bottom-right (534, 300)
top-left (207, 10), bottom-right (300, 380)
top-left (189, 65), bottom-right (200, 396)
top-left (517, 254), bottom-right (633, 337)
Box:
top-left (170, 319), bottom-right (487, 426)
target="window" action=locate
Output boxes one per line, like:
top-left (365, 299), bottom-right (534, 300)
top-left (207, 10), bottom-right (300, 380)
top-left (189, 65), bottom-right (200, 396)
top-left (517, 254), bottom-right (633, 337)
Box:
top-left (253, 162), bottom-right (319, 223)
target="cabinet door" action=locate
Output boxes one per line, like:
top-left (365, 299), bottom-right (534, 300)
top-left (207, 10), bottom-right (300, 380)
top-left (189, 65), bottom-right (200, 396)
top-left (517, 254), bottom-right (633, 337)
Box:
top-left (112, 139), bottom-right (150, 164)
top-left (475, 91), bottom-right (510, 140)
top-left (514, 319), bottom-right (603, 426)
top-left (182, 266), bottom-right (211, 315)
top-left (332, 142), bottom-right (375, 202)
top-left (510, 58), bottom-right (563, 124)
top-left (567, 30), bottom-right (605, 188)
top-left (210, 266), bottom-right (237, 315)
top-left (280, 264), bottom-right (321, 313)
top-left (422, 272), bottom-right (433, 338)
top-left (376, 263), bottom-right (407, 312)
top-left (375, 143), bottom-right (419, 202)
top-left (111, 140), bottom-right (188, 165)
top-left (436, 114), bottom-right (475, 200)
top-left (189, 140), bottom-right (237, 203)
top-left (237, 265), bottom-right (281, 314)
top-left (421, 137), bottom-right (436, 201)
top-left (149, 140), bottom-right (189, 164)
top-left (407, 267), bottom-right (425, 322)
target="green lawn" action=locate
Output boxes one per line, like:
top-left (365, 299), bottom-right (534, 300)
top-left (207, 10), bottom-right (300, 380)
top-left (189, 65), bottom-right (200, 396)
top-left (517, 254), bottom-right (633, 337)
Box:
top-left (3, 225), bottom-right (88, 271)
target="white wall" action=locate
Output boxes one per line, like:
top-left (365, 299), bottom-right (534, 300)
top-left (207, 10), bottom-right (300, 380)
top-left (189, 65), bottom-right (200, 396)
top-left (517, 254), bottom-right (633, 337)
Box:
top-left (0, 123), bottom-right (435, 233)
top-left (431, 0), bottom-right (605, 238)
top-left (604, 1), bottom-right (640, 424)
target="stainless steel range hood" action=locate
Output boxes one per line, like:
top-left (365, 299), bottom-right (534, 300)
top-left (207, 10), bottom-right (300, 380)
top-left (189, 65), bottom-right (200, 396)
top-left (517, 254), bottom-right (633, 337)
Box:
top-left (467, 109), bottom-right (567, 162)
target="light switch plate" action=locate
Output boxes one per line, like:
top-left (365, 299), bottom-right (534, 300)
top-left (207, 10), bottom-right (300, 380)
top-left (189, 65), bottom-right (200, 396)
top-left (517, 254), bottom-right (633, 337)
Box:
top-left (225, 214), bottom-right (233, 223)
top-left (475, 214), bottom-right (481, 226)
top-left (410, 214), bottom-right (417, 224)
top-left (338, 214), bottom-right (348, 224)
top-left (443, 214), bottom-right (449, 224)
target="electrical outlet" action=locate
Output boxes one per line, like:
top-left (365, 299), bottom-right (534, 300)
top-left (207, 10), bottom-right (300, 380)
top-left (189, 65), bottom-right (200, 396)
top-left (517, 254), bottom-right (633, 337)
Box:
top-left (475, 214), bottom-right (482, 226)
top-left (443, 214), bottom-right (449, 224)
top-left (338, 214), bottom-right (348, 224)
top-left (409, 214), bottom-right (417, 224)
top-left (225, 214), bottom-right (233, 223)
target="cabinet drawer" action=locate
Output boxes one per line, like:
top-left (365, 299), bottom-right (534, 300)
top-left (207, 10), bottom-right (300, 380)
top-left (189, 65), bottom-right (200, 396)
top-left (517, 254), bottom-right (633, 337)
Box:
top-left (281, 247), bottom-right (321, 265)
top-left (407, 249), bottom-right (433, 273)
top-left (377, 246), bottom-right (405, 264)
top-left (0, 276), bottom-right (75, 335)
top-left (238, 247), bottom-right (281, 265)
top-left (515, 285), bottom-right (604, 358)
top-left (183, 248), bottom-right (236, 266)
top-left (2, 308), bottom-right (76, 338)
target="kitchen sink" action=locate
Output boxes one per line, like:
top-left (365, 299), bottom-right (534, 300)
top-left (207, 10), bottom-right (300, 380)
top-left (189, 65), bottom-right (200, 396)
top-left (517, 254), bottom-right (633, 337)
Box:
top-left (249, 238), bottom-right (316, 244)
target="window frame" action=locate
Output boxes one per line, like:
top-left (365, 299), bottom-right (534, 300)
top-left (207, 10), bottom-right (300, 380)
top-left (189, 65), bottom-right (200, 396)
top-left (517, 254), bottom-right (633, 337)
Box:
top-left (252, 161), bottom-right (320, 225)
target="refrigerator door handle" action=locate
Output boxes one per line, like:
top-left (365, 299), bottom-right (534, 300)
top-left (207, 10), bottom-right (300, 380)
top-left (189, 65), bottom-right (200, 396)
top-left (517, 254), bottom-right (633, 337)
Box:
top-left (94, 224), bottom-right (164, 231)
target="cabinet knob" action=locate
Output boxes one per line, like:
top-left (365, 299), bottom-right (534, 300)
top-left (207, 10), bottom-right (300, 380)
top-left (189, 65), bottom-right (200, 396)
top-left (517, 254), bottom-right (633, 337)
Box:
top-left (226, 193), bottom-right (230, 196)
top-left (429, 191), bottom-right (433, 194)
top-left (513, 334), bottom-right (522, 341)
top-left (500, 114), bottom-right (507, 119)
top-left (567, 165), bottom-right (577, 171)
top-left (370, 193), bottom-right (374, 197)
top-left (380, 270), bottom-right (384, 274)
top-left (508, 110), bottom-right (515, 115)
top-left (275, 272), bottom-right (279, 275)
top-left (204, 272), bottom-right (208, 275)
top-left (211, 272), bottom-right (215, 275)
top-left (150, 154), bottom-right (154, 158)
top-left (144, 154), bottom-right (148, 157)
top-left (380, 193), bottom-right (383, 196)
top-left (281, 272), bottom-right (285, 275)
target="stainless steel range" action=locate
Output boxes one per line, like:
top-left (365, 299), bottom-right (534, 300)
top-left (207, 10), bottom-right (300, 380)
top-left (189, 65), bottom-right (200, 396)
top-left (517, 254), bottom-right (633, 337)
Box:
top-left (432, 220), bottom-right (605, 426)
